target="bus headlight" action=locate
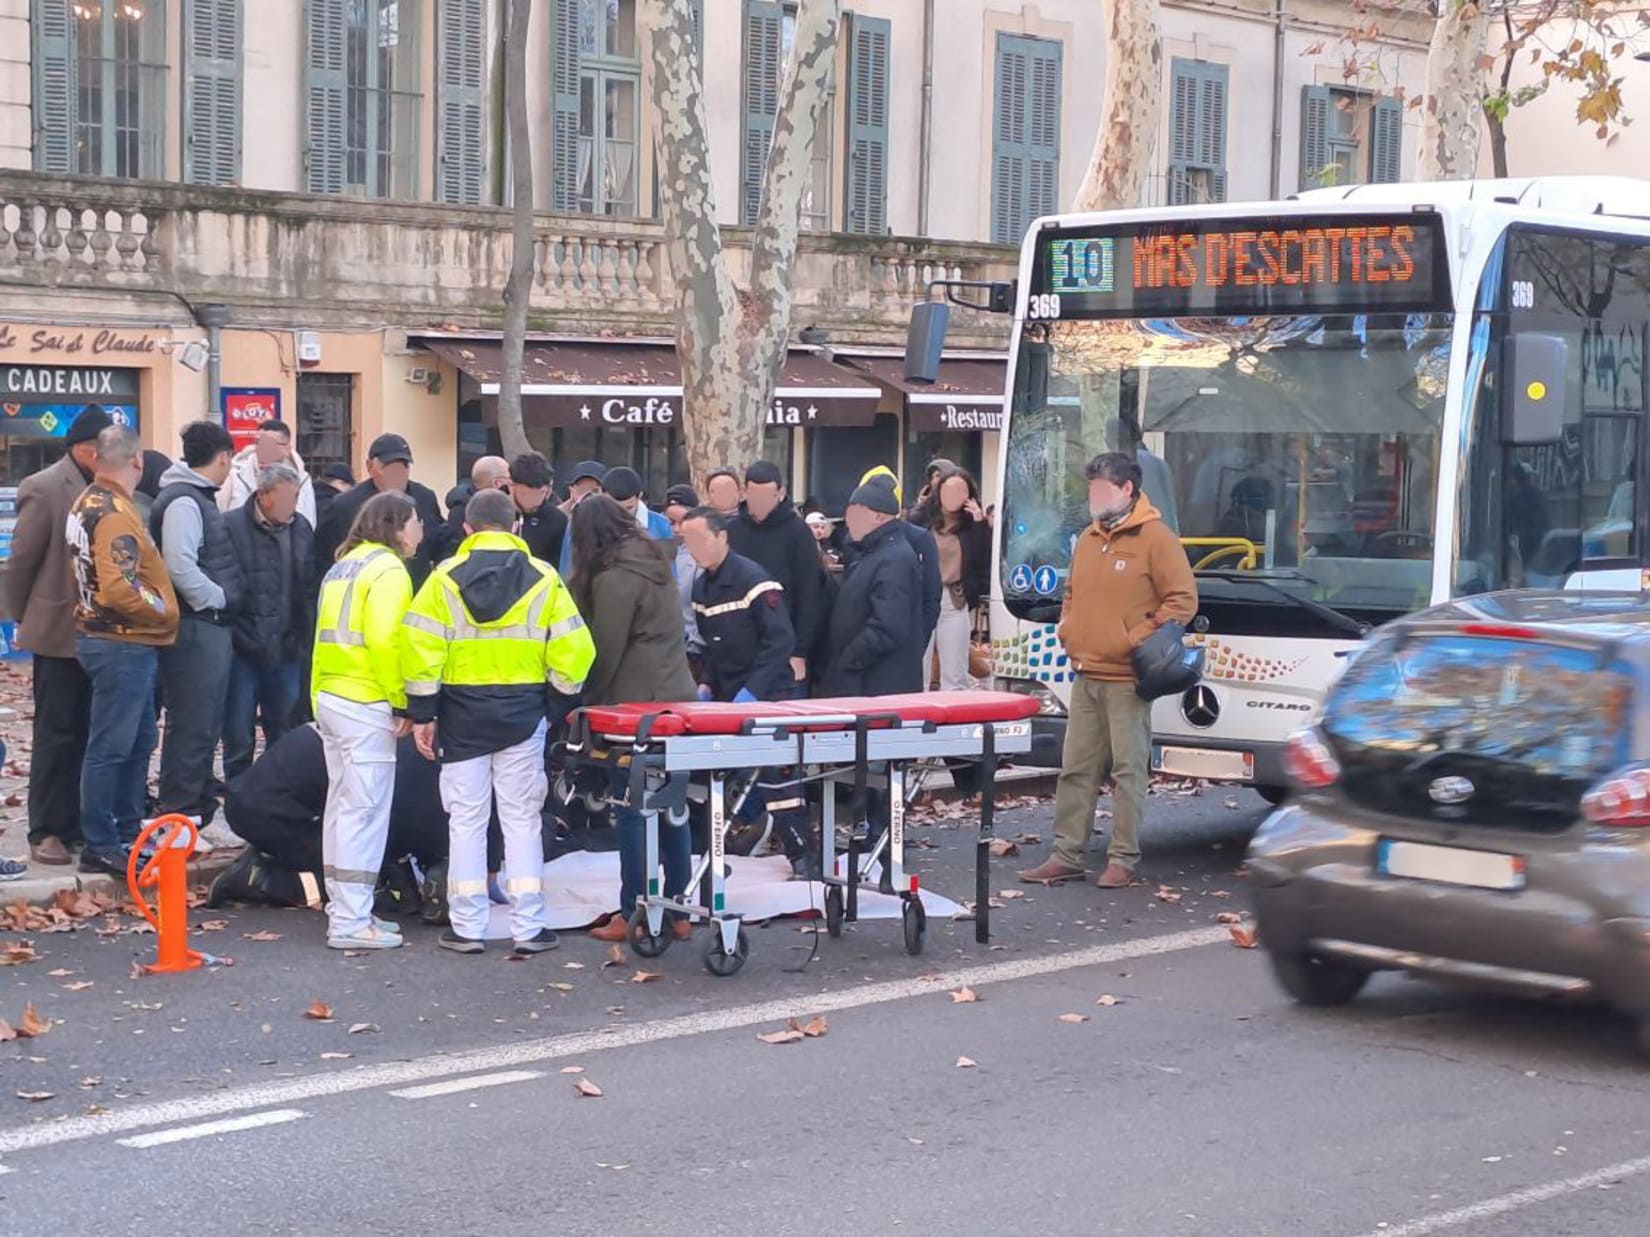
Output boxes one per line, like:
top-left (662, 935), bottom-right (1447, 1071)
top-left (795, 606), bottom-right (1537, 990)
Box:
top-left (1002, 678), bottom-right (1068, 717)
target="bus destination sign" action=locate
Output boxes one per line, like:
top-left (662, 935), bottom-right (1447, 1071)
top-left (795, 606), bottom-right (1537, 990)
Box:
top-left (1033, 213), bottom-right (1449, 319)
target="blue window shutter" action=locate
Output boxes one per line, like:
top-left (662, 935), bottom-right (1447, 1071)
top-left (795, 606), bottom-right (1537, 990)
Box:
top-left (1025, 37), bottom-right (1061, 230)
top-left (32, 0), bottom-right (76, 174)
top-left (1300, 84), bottom-right (1332, 189)
top-left (305, 0), bottom-right (349, 194)
top-left (1169, 58), bottom-right (1197, 167)
top-left (845, 13), bottom-right (889, 236)
top-left (990, 34), bottom-right (1028, 246)
top-left (741, 0), bottom-right (782, 226)
top-left (184, 0), bottom-right (242, 186)
top-left (1196, 61), bottom-right (1228, 190)
top-left (1369, 96), bottom-right (1403, 183)
top-left (438, 0), bottom-right (486, 204)
top-left (549, 0), bottom-right (581, 213)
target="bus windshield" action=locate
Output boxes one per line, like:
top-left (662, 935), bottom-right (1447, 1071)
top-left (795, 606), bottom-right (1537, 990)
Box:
top-left (1001, 311), bottom-right (1454, 635)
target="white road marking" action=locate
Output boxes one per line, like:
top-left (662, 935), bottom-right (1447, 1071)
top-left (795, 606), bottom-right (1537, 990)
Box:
top-left (0, 1162), bottom-right (11, 1175)
top-left (1355, 1154), bottom-right (1650, 1236)
top-left (115, 1109), bottom-right (308, 1150)
top-left (389, 1070), bottom-right (545, 1100)
top-left (0, 926), bottom-right (1226, 1157)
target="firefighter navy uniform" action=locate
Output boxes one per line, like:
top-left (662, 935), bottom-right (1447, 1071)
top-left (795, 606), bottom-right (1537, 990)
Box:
top-left (401, 530), bottom-right (596, 945)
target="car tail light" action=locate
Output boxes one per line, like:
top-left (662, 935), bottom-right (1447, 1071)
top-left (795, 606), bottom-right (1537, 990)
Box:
top-left (1283, 728), bottom-right (1340, 789)
top-left (1581, 766), bottom-right (1650, 827)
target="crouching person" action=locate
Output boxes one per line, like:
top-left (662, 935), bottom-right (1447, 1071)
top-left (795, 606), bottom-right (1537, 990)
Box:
top-left (402, 489), bottom-right (595, 957)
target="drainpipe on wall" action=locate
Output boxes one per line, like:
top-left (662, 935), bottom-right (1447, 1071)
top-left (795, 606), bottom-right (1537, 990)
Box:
top-left (917, 0), bottom-right (935, 236)
top-left (194, 303), bottom-right (230, 422)
top-left (1269, 0), bottom-right (1286, 198)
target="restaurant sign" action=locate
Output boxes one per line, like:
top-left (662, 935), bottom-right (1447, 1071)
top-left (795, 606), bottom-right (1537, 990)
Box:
top-left (503, 389), bottom-right (880, 429)
top-left (906, 401), bottom-right (1004, 433)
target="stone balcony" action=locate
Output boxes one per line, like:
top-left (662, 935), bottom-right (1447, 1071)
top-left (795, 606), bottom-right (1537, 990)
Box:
top-left (0, 172), bottom-right (1018, 349)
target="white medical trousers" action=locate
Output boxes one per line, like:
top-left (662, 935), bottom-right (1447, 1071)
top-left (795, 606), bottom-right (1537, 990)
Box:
top-left (316, 693), bottom-right (397, 939)
top-left (440, 722), bottom-right (549, 942)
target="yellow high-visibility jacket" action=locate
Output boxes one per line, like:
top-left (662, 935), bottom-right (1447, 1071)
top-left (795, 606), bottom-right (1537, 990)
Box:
top-left (312, 542), bottom-right (414, 711)
top-left (400, 529), bottom-right (595, 761)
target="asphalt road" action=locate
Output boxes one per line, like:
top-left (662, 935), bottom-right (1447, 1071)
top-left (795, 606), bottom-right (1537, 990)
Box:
top-left (4, 788), bottom-right (1650, 1236)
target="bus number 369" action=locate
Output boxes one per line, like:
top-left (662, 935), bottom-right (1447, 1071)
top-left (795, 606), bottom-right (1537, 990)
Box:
top-left (1027, 293), bottom-right (1063, 320)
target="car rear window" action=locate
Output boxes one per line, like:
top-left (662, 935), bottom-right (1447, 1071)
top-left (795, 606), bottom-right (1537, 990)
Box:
top-left (1321, 634), bottom-right (1634, 830)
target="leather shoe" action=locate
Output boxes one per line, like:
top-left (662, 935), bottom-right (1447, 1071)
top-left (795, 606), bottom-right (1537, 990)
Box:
top-left (588, 915), bottom-right (629, 942)
top-left (670, 918), bottom-right (693, 942)
top-left (1017, 858), bottom-right (1086, 885)
top-left (29, 837), bottom-right (74, 866)
top-left (1096, 862), bottom-right (1135, 888)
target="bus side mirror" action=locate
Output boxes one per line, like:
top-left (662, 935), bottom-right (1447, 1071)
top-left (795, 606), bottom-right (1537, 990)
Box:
top-left (904, 301), bottom-right (950, 385)
top-left (1501, 332), bottom-right (1567, 445)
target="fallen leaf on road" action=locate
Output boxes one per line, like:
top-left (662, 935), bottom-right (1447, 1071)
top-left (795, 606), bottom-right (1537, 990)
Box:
top-left (243, 930), bottom-right (282, 942)
top-left (319, 1052), bottom-right (352, 1060)
top-left (0, 1018), bottom-right (14, 1043)
top-left (756, 1029), bottom-right (804, 1045)
top-left (129, 960), bottom-right (145, 980)
top-left (1228, 924), bottom-right (1259, 949)
top-left (46, 968), bottom-right (73, 977)
top-left (0, 942), bottom-right (37, 966)
top-left (1216, 911), bottom-right (1243, 925)
top-left (197, 920), bottom-right (228, 932)
top-left (61, 981), bottom-right (93, 992)
top-left (575, 1077), bottom-right (604, 1098)
top-left (1210, 890), bottom-right (1232, 899)
top-left (79, 1077), bottom-right (101, 1088)
top-left (1224, 797), bottom-right (1240, 810)
top-left (998, 889), bottom-right (1025, 901)
top-left (1154, 886), bottom-right (1182, 904)
top-left (630, 970), bottom-right (661, 984)
top-left (987, 839), bottom-right (1018, 858)
top-left (601, 945), bottom-right (625, 969)
top-left (950, 986), bottom-right (979, 1004)
top-left (563, 962), bottom-right (585, 970)
top-left (1057, 1013), bottom-right (1090, 1024)
top-left (347, 1022), bottom-right (380, 1035)
top-left (18, 1003), bottom-right (51, 1037)
top-left (547, 982), bottom-right (575, 992)
top-left (303, 1001), bottom-right (334, 1021)
top-left (1013, 833), bottom-right (1043, 845)
top-left (1096, 994), bottom-right (1120, 1007)
top-left (15, 1090), bottom-right (54, 1102)
top-left (956, 1056), bottom-right (977, 1069)
top-left (560, 1066), bottom-right (584, 1075)
top-left (798, 1015), bottom-right (828, 1038)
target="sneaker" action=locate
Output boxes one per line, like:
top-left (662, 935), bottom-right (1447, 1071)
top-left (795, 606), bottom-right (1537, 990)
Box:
top-left (510, 929), bottom-right (559, 956)
top-left (437, 929), bottom-right (485, 954)
top-left (205, 849), bottom-right (264, 908)
top-left (420, 861), bottom-right (450, 926)
top-left (371, 917), bottom-right (404, 936)
top-left (198, 815), bottom-right (247, 853)
top-left (0, 856), bottom-right (26, 882)
top-left (79, 846), bottom-right (129, 877)
top-left (327, 923), bottom-right (403, 950)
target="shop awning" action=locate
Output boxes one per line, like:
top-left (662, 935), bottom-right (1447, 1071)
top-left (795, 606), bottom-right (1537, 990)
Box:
top-left (842, 356), bottom-right (1006, 433)
top-left (418, 338), bottom-right (883, 430)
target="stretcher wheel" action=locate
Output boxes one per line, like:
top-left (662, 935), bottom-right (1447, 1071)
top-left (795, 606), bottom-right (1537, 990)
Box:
top-left (628, 908), bottom-right (670, 959)
top-left (824, 886), bottom-right (845, 939)
top-left (902, 898), bottom-right (926, 956)
top-left (703, 926), bottom-right (749, 978)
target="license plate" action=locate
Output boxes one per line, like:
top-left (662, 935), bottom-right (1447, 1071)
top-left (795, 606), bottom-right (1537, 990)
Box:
top-left (1376, 839), bottom-right (1526, 892)
top-left (1151, 746), bottom-right (1254, 781)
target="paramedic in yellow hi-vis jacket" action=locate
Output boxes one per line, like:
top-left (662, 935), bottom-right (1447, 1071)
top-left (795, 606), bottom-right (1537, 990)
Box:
top-left (401, 489), bottom-right (596, 956)
top-left (312, 491), bottom-right (424, 951)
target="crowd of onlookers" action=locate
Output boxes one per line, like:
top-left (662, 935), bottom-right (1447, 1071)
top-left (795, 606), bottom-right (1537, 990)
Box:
top-left (0, 405), bottom-right (996, 917)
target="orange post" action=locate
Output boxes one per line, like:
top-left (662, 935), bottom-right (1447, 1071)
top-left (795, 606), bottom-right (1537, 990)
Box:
top-left (126, 813), bottom-right (204, 975)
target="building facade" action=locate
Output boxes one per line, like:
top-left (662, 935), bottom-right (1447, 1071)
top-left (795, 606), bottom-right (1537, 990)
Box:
top-left (0, 0), bottom-right (1438, 547)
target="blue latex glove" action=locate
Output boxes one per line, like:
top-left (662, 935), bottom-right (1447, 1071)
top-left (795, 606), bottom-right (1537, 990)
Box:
top-left (733, 688), bottom-right (757, 704)
top-left (696, 684), bottom-right (714, 702)
top-left (488, 874), bottom-right (508, 905)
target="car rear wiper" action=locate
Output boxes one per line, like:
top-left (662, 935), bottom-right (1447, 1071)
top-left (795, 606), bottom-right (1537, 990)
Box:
top-left (1199, 570), bottom-right (1371, 639)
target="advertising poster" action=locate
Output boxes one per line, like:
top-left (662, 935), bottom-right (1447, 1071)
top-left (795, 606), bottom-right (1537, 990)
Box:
top-left (223, 388), bottom-right (281, 452)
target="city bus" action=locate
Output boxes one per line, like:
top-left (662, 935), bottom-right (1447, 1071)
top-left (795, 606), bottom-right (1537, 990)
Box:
top-left (963, 177), bottom-right (1650, 800)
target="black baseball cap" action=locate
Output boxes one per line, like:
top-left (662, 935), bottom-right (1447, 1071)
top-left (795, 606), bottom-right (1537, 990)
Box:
top-left (602, 466), bottom-right (644, 502)
top-left (744, 460), bottom-right (784, 488)
top-left (664, 483), bottom-right (699, 508)
top-left (570, 459), bottom-right (607, 485)
top-left (368, 433), bottom-right (413, 465)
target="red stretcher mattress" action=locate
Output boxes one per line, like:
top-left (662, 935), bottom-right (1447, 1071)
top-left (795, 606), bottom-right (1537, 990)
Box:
top-left (575, 691), bottom-right (1040, 739)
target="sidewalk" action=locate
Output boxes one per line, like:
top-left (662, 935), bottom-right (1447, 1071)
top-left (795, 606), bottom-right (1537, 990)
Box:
top-left (3, 843), bottom-right (240, 907)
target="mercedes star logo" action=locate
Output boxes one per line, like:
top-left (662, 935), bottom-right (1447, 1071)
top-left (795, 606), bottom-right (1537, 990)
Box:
top-left (1181, 685), bottom-right (1220, 729)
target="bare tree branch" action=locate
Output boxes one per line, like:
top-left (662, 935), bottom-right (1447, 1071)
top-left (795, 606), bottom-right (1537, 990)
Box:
top-left (496, 0), bottom-right (534, 459)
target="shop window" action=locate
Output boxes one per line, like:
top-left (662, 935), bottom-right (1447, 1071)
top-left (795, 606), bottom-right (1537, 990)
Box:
top-left (33, 0), bottom-right (169, 178)
top-left (547, 0), bottom-right (640, 217)
top-left (306, 0), bottom-right (423, 198)
top-left (806, 413), bottom-right (899, 516)
top-left (298, 373), bottom-right (356, 480)
top-left (1300, 86), bottom-right (1402, 189)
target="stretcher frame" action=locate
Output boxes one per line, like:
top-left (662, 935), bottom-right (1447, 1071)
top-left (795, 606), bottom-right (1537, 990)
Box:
top-left (561, 694), bottom-right (1036, 977)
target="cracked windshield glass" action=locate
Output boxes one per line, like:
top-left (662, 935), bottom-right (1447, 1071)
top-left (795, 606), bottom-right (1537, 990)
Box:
top-left (1002, 311), bottom-right (1453, 633)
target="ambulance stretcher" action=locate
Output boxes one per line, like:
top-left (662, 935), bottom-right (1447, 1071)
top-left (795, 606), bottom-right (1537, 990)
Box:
top-left (563, 691), bottom-right (1039, 977)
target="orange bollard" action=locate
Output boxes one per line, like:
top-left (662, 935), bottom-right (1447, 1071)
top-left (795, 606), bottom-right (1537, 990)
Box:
top-left (126, 813), bottom-right (204, 975)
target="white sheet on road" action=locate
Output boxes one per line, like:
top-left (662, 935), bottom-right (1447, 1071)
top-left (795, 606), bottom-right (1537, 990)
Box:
top-left (484, 851), bottom-right (964, 939)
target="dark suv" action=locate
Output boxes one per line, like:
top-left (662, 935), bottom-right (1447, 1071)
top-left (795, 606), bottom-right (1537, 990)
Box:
top-left (1247, 590), bottom-right (1650, 1054)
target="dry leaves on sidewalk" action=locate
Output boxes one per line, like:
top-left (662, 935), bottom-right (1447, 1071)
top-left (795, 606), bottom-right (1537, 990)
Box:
top-left (0, 941), bottom-right (37, 966)
top-left (956, 1056), bottom-right (977, 1069)
top-left (1228, 923), bottom-right (1259, 949)
top-left (950, 986), bottom-right (979, 1004)
top-left (986, 839), bottom-right (1018, 858)
top-left (575, 1077), bottom-right (604, 1098)
top-left (303, 1000), bottom-right (334, 1021)
top-left (244, 930), bottom-right (283, 942)
top-left (1154, 886), bottom-right (1183, 904)
top-left (629, 970), bottom-right (661, 984)
top-left (1057, 1013), bottom-right (1090, 1024)
top-left (757, 1015), bottom-right (828, 1045)
top-left (1096, 994), bottom-right (1121, 1007)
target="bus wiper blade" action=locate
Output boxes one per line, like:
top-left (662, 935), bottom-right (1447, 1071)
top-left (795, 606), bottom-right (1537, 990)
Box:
top-left (1199, 570), bottom-right (1371, 639)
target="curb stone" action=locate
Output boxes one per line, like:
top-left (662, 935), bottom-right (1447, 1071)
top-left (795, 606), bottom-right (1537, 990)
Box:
top-left (3, 850), bottom-right (239, 909)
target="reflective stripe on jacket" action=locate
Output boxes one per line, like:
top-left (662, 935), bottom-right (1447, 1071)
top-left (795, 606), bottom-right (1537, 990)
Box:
top-left (312, 543), bottom-right (413, 709)
top-left (400, 529), bottom-right (595, 762)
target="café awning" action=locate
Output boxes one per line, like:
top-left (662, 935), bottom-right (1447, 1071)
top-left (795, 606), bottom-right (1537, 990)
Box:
top-left (418, 337), bottom-right (883, 430)
top-left (841, 355), bottom-right (1006, 433)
